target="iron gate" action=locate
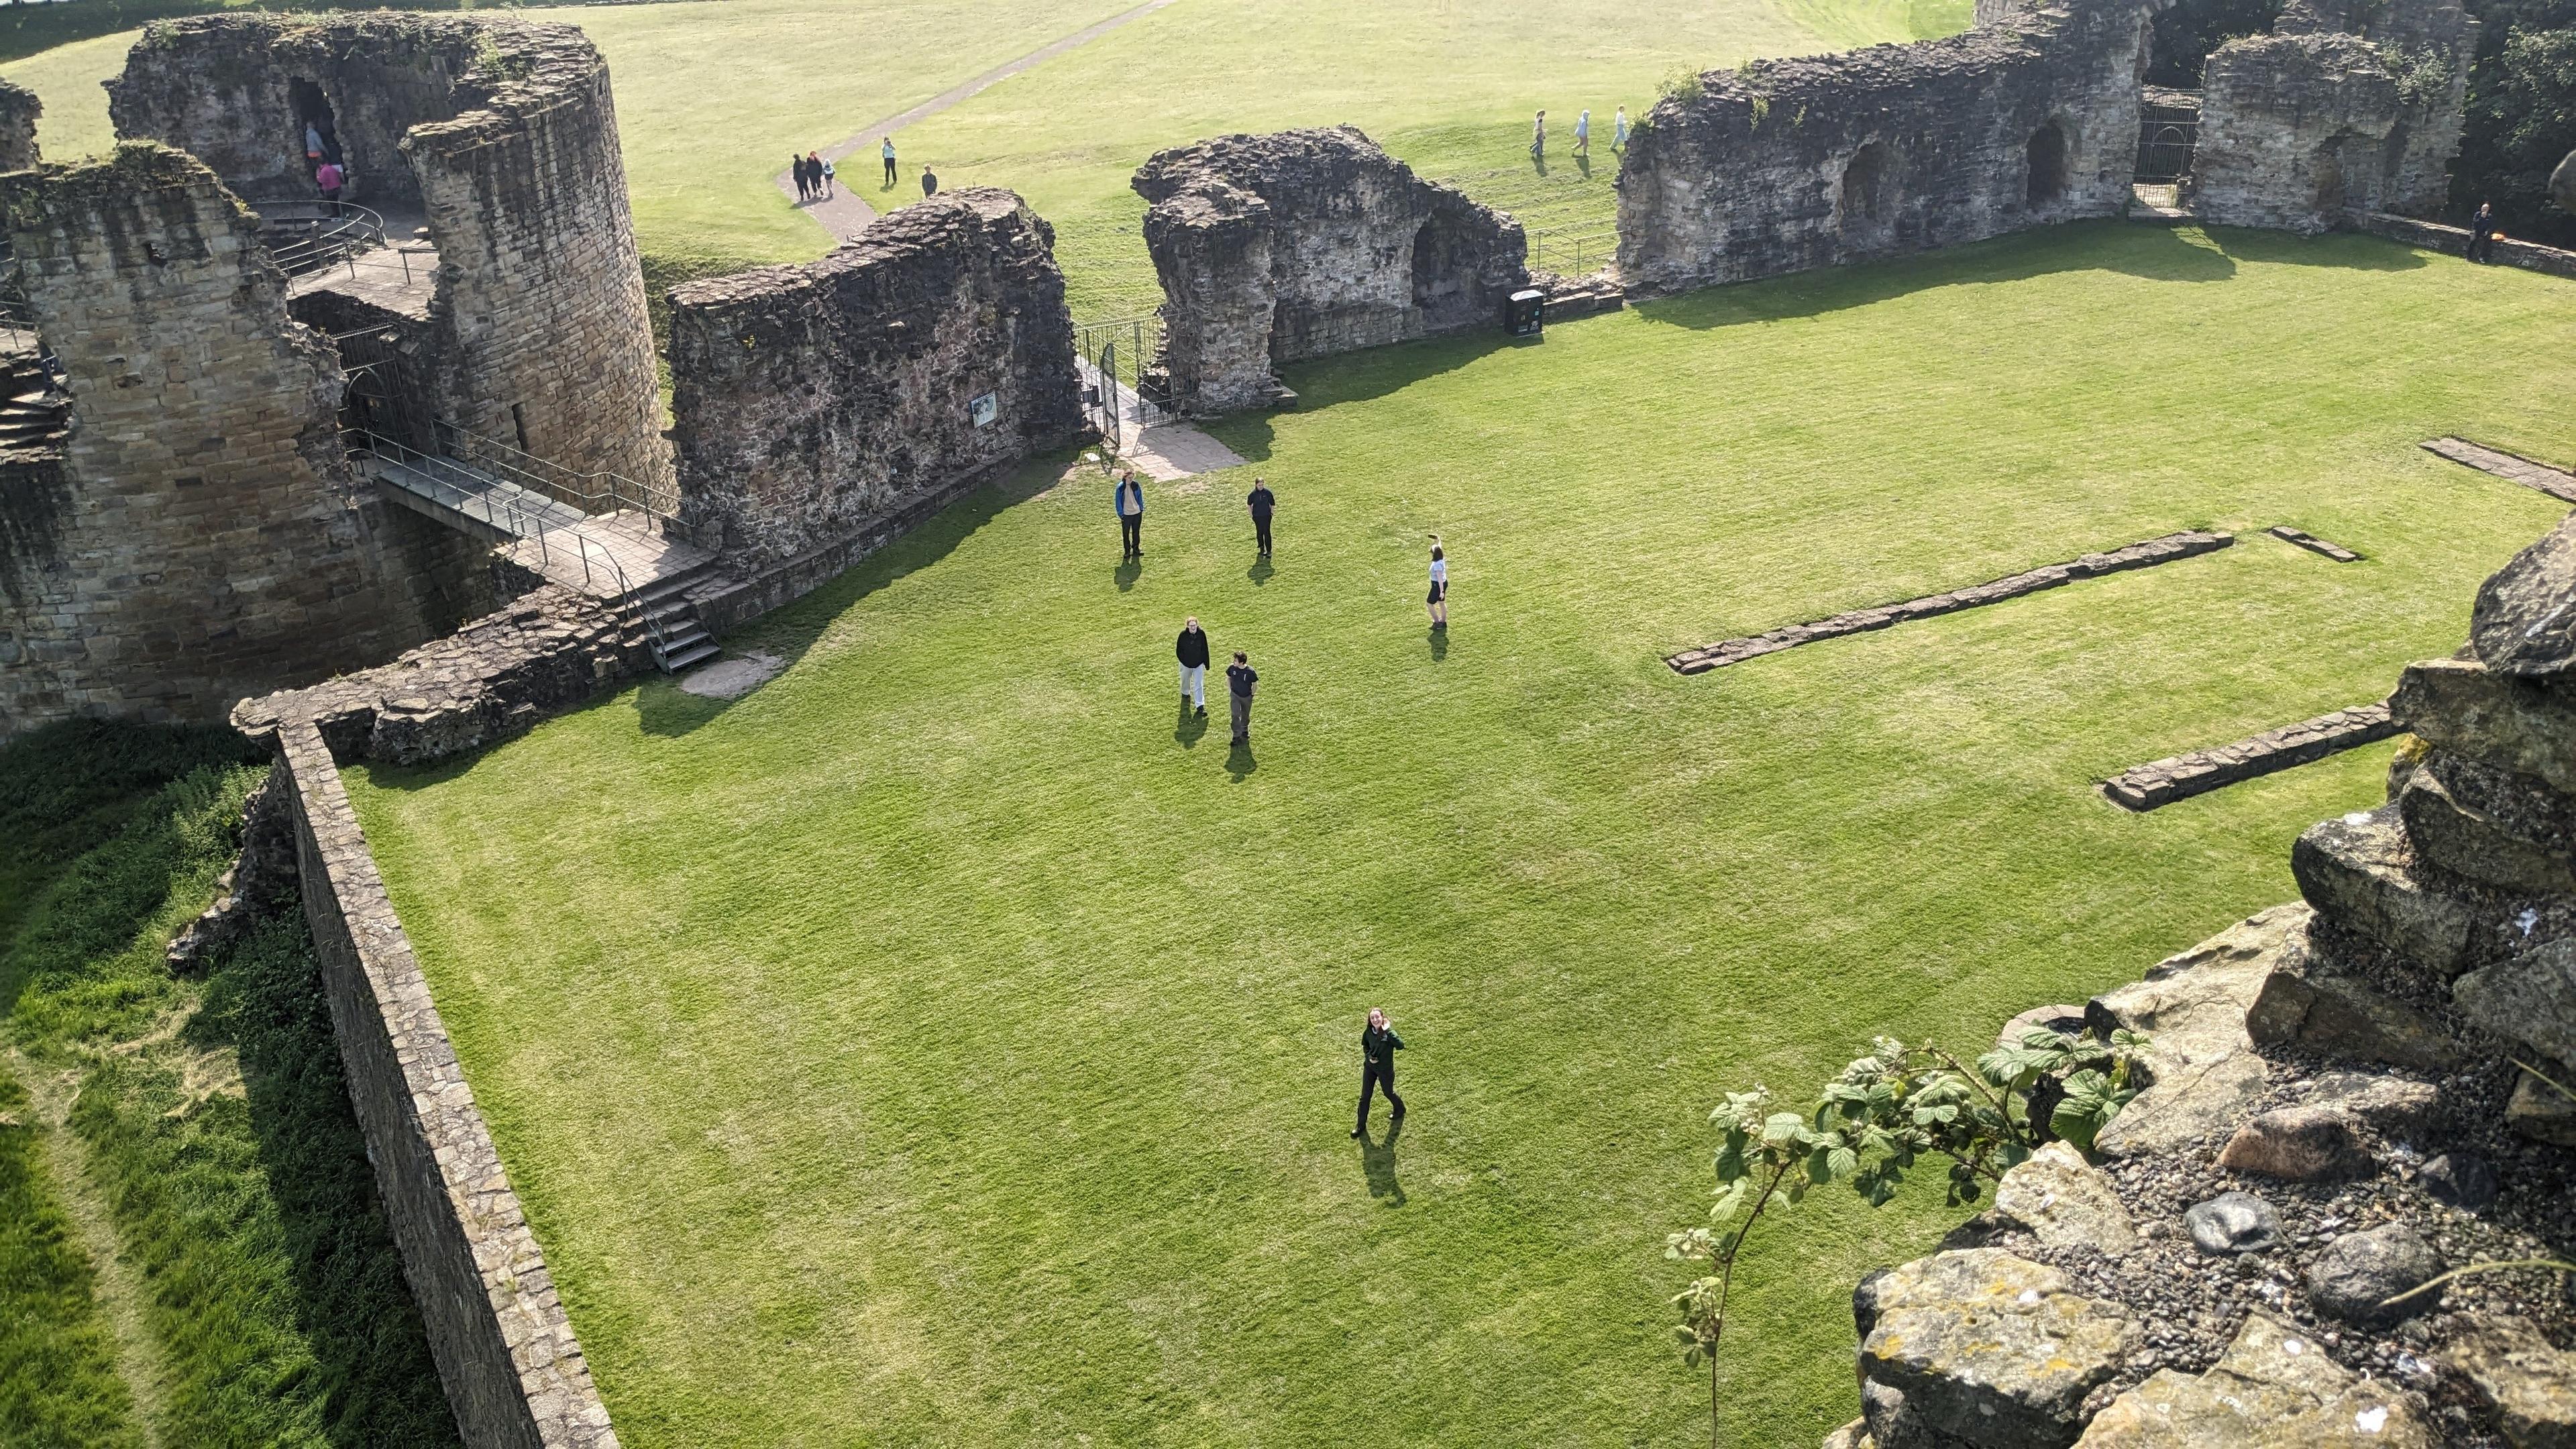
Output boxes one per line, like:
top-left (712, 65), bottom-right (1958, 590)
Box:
top-left (2133, 93), bottom-right (2202, 184)
top-left (1075, 313), bottom-right (1172, 451)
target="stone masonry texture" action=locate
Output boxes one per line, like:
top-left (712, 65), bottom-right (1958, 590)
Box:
top-left (268, 714), bottom-right (617, 1448)
top-left (2192, 0), bottom-right (2477, 233)
top-left (2102, 702), bottom-right (2397, 810)
top-left (0, 144), bottom-right (466, 741)
top-left (1134, 127), bottom-right (1529, 416)
top-left (1615, 0), bottom-right (2170, 296)
top-left (0, 78), bottom-right (40, 172)
top-left (665, 187), bottom-right (1081, 568)
top-left (109, 12), bottom-right (670, 491)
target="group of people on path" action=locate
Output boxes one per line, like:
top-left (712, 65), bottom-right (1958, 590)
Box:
top-left (1127, 470), bottom-right (1449, 747)
top-left (303, 117), bottom-right (348, 202)
top-left (1530, 105), bottom-right (1627, 163)
top-left (791, 150), bottom-right (837, 202)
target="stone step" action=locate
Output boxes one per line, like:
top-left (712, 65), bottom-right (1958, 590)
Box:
top-left (2289, 803), bottom-right (2477, 979)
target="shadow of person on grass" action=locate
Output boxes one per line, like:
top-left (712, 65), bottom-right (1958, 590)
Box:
top-left (1428, 626), bottom-right (1448, 662)
top-left (1175, 702), bottom-right (1207, 749)
top-left (1575, 152), bottom-right (1591, 180)
top-left (1247, 557), bottom-right (1275, 587)
top-left (1226, 738), bottom-right (1257, 780)
top-left (1360, 1115), bottom-right (1405, 1205)
top-left (1115, 559), bottom-right (1142, 592)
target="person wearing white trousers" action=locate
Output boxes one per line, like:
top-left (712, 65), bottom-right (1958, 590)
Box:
top-left (1176, 616), bottom-right (1210, 716)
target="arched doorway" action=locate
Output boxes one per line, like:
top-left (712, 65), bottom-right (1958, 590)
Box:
top-left (1410, 210), bottom-right (1475, 331)
top-left (2312, 133), bottom-right (2351, 214)
top-left (2026, 121), bottom-right (2070, 207)
top-left (1839, 142), bottom-right (1900, 249)
top-left (287, 78), bottom-right (341, 178)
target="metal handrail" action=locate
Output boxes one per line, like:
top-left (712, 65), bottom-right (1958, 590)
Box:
top-left (253, 200), bottom-right (389, 278)
top-left (345, 427), bottom-right (672, 663)
top-left (431, 417), bottom-right (679, 525)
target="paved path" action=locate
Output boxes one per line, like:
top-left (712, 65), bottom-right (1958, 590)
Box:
top-left (774, 0), bottom-right (1184, 244)
top-left (1076, 358), bottom-right (1246, 480)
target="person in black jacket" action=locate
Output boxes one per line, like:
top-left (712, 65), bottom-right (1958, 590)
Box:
top-left (1225, 651), bottom-right (1256, 745)
top-left (1176, 617), bottom-right (1210, 715)
top-left (1246, 477), bottom-right (1275, 557)
top-left (2468, 201), bottom-right (2496, 263)
top-left (1353, 1008), bottom-right (1405, 1137)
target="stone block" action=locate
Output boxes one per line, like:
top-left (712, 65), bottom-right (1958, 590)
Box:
top-left (2306, 1222), bottom-right (2445, 1325)
top-left (1990, 1140), bottom-right (2139, 1254)
top-left (2453, 941), bottom-right (2576, 1069)
top-left (2388, 657), bottom-right (2576, 797)
top-left (1858, 1248), bottom-right (2136, 1449)
top-left (2090, 905), bottom-right (2302, 1158)
top-left (2073, 1311), bottom-right (2437, 1446)
top-left (2288, 804), bottom-right (2477, 978)
top-left (2506, 1067), bottom-right (2576, 1148)
top-left (2473, 511), bottom-right (2576, 678)
top-left (2397, 752), bottom-right (2576, 896)
top-left (2448, 1316), bottom-right (2576, 1448)
top-left (2243, 941), bottom-right (2461, 1071)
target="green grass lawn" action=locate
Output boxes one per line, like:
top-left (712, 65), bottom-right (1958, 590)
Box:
top-left (345, 222), bottom-right (2576, 1447)
top-left (4, 0), bottom-right (1950, 310)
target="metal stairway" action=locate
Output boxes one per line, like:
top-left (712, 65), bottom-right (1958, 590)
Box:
top-left (351, 430), bottom-right (717, 674)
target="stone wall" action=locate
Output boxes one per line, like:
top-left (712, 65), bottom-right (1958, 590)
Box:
top-left (2192, 0), bottom-right (2477, 233)
top-left (0, 144), bottom-right (472, 740)
top-left (0, 78), bottom-right (41, 172)
top-left (1134, 127), bottom-right (1528, 415)
top-left (266, 714), bottom-right (616, 1448)
top-left (1615, 0), bottom-right (2168, 296)
top-left (665, 187), bottom-right (1081, 568)
top-left (107, 13), bottom-right (669, 490)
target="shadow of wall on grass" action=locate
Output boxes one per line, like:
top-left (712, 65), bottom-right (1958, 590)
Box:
top-left (628, 448), bottom-right (1082, 739)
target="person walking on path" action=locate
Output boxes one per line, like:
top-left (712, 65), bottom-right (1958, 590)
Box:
top-left (1352, 1008), bottom-right (1405, 1137)
top-left (1574, 108), bottom-right (1591, 158)
top-left (1247, 476), bottom-right (1276, 557)
top-left (2468, 201), bottom-right (2496, 262)
top-left (881, 136), bottom-right (898, 187)
top-left (1115, 470), bottom-right (1145, 559)
top-left (1612, 105), bottom-right (1629, 154)
top-left (792, 153), bottom-right (811, 201)
top-left (816, 152), bottom-right (835, 199)
top-left (1225, 651), bottom-right (1257, 745)
top-left (1426, 539), bottom-right (1449, 629)
top-left (922, 164), bottom-right (941, 199)
top-left (1530, 109), bottom-right (1546, 163)
top-left (1177, 617), bottom-right (1210, 716)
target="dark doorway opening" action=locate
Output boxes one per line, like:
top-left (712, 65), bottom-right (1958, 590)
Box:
top-left (1409, 211), bottom-right (1475, 331)
top-left (2026, 121), bottom-right (2070, 207)
top-left (288, 78), bottom-right (341, 172)
top-left (2313, 133), bottom-right (2350, 213)
top-left (1839, 142), bottom-right (1900, 248)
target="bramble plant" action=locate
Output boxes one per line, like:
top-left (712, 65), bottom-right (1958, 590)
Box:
top-left (1666, 1025), bottom-right (2148, 1446)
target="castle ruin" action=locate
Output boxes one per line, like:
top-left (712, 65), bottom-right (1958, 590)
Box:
top-left (1133, 127), bottom-right (1528, 416)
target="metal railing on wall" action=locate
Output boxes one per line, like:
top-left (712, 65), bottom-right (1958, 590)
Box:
top-left (431, 417), bottom-right (679, 527)
top-left (251, 200), bottom-right (401, 280)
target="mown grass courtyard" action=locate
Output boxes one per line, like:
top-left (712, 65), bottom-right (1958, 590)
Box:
top-left (341, 221), bottom-right (2576, 1446)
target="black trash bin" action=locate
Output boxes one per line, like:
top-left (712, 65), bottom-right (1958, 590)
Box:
top-left (1505, 288), bottom-right (1544, 337)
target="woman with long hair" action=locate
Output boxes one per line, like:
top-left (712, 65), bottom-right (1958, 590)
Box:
top-left (1426, 539), bottom-right (1448, 629)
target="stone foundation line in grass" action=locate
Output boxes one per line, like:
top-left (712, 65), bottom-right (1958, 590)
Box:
top-left (2265, 525), bottom-right (2361, 561)
top-left (2098, 703), bottom-right (2400, 812)
top-left (2422, 437), bottom-right (2576, 505)
top-left (1664, 530), bottom-right (2232, 675)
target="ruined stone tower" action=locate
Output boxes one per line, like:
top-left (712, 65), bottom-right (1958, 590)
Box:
top-left (107, 13), bottom-right (669, 490)
top-left (0, 146), bottom-right (472, 736)
top-left (0, 79), bottom-right (41, 172)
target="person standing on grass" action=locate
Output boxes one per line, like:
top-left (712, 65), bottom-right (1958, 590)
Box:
top-left (1530, 109), bottom-right (1546, 162)
top-left (1574, 107), bottom-right (1591, 158)
top-left (1115, 469), bottom-right (1145, 559)
top-left (881, 136), bottom-right (898, 187)
top-left (1352, 1008), bottom-right (1405, 1137)
top-left (1248, 476), bottom-right (1275, 557)
top-left (1426, 539), bottom-right (1449, 629)
top-left (1177, 617), bottom-right (1210, 716)
top-left (922, 164), bottom-right (940, 199)
top-left (1226, 651), bottom-right (1257, 745)
top-left (2469, 201), bottom-right (2496, 263)
top-left (1612, 105), bottom-right (1629, 153)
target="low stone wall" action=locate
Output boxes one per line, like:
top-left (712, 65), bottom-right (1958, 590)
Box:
top-left (0, 78), bottom-right (40, 171)
top-left (2100, 702), bottom-right (2394, 810)
top-left (268, 714), bottom-right (615, 1448)
top-left (2351, 211), bottom-right (2576, 281)
top-left (1666, 531), bottom-right (2229, 674)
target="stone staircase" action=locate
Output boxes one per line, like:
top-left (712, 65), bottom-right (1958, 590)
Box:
top-left (0, 347), bottom-right (67, 454)
top-left (621, 564), bottom-right (720, 674)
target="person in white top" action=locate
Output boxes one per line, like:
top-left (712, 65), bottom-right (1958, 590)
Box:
top-left (1426, 539), bottom-right (1449, 629)
top-left (1612, 107), bottom-right (1629, 154)
top-left (1574, 109), bottom-right (1591, 158)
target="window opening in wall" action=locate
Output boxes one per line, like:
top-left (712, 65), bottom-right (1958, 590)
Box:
top-left (287, 78), bottom-right (341, 174)
top-left (2312, 134), bottom-right (2351, 213)
top-left (2026, 121), bottom-right (2070, 206)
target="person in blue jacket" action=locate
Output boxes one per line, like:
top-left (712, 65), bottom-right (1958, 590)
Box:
top-left (1115, 470), bottom-right (1144, 558)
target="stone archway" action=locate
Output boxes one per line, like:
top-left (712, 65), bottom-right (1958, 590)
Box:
top-left (2026, 120), bottom-right (2070, 207)
top-left (1409, 208), bottom-right (1477, 332)
top-left (1839, 141), bottom-right (1901, 249)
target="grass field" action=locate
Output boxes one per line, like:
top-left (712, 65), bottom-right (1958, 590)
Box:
top-left (0, 724), bottom-right (456, 1448)
top-left (2, 0), bottom-right (1955, 311)
top-left (343, 222), bottom-right (2576, 1446)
